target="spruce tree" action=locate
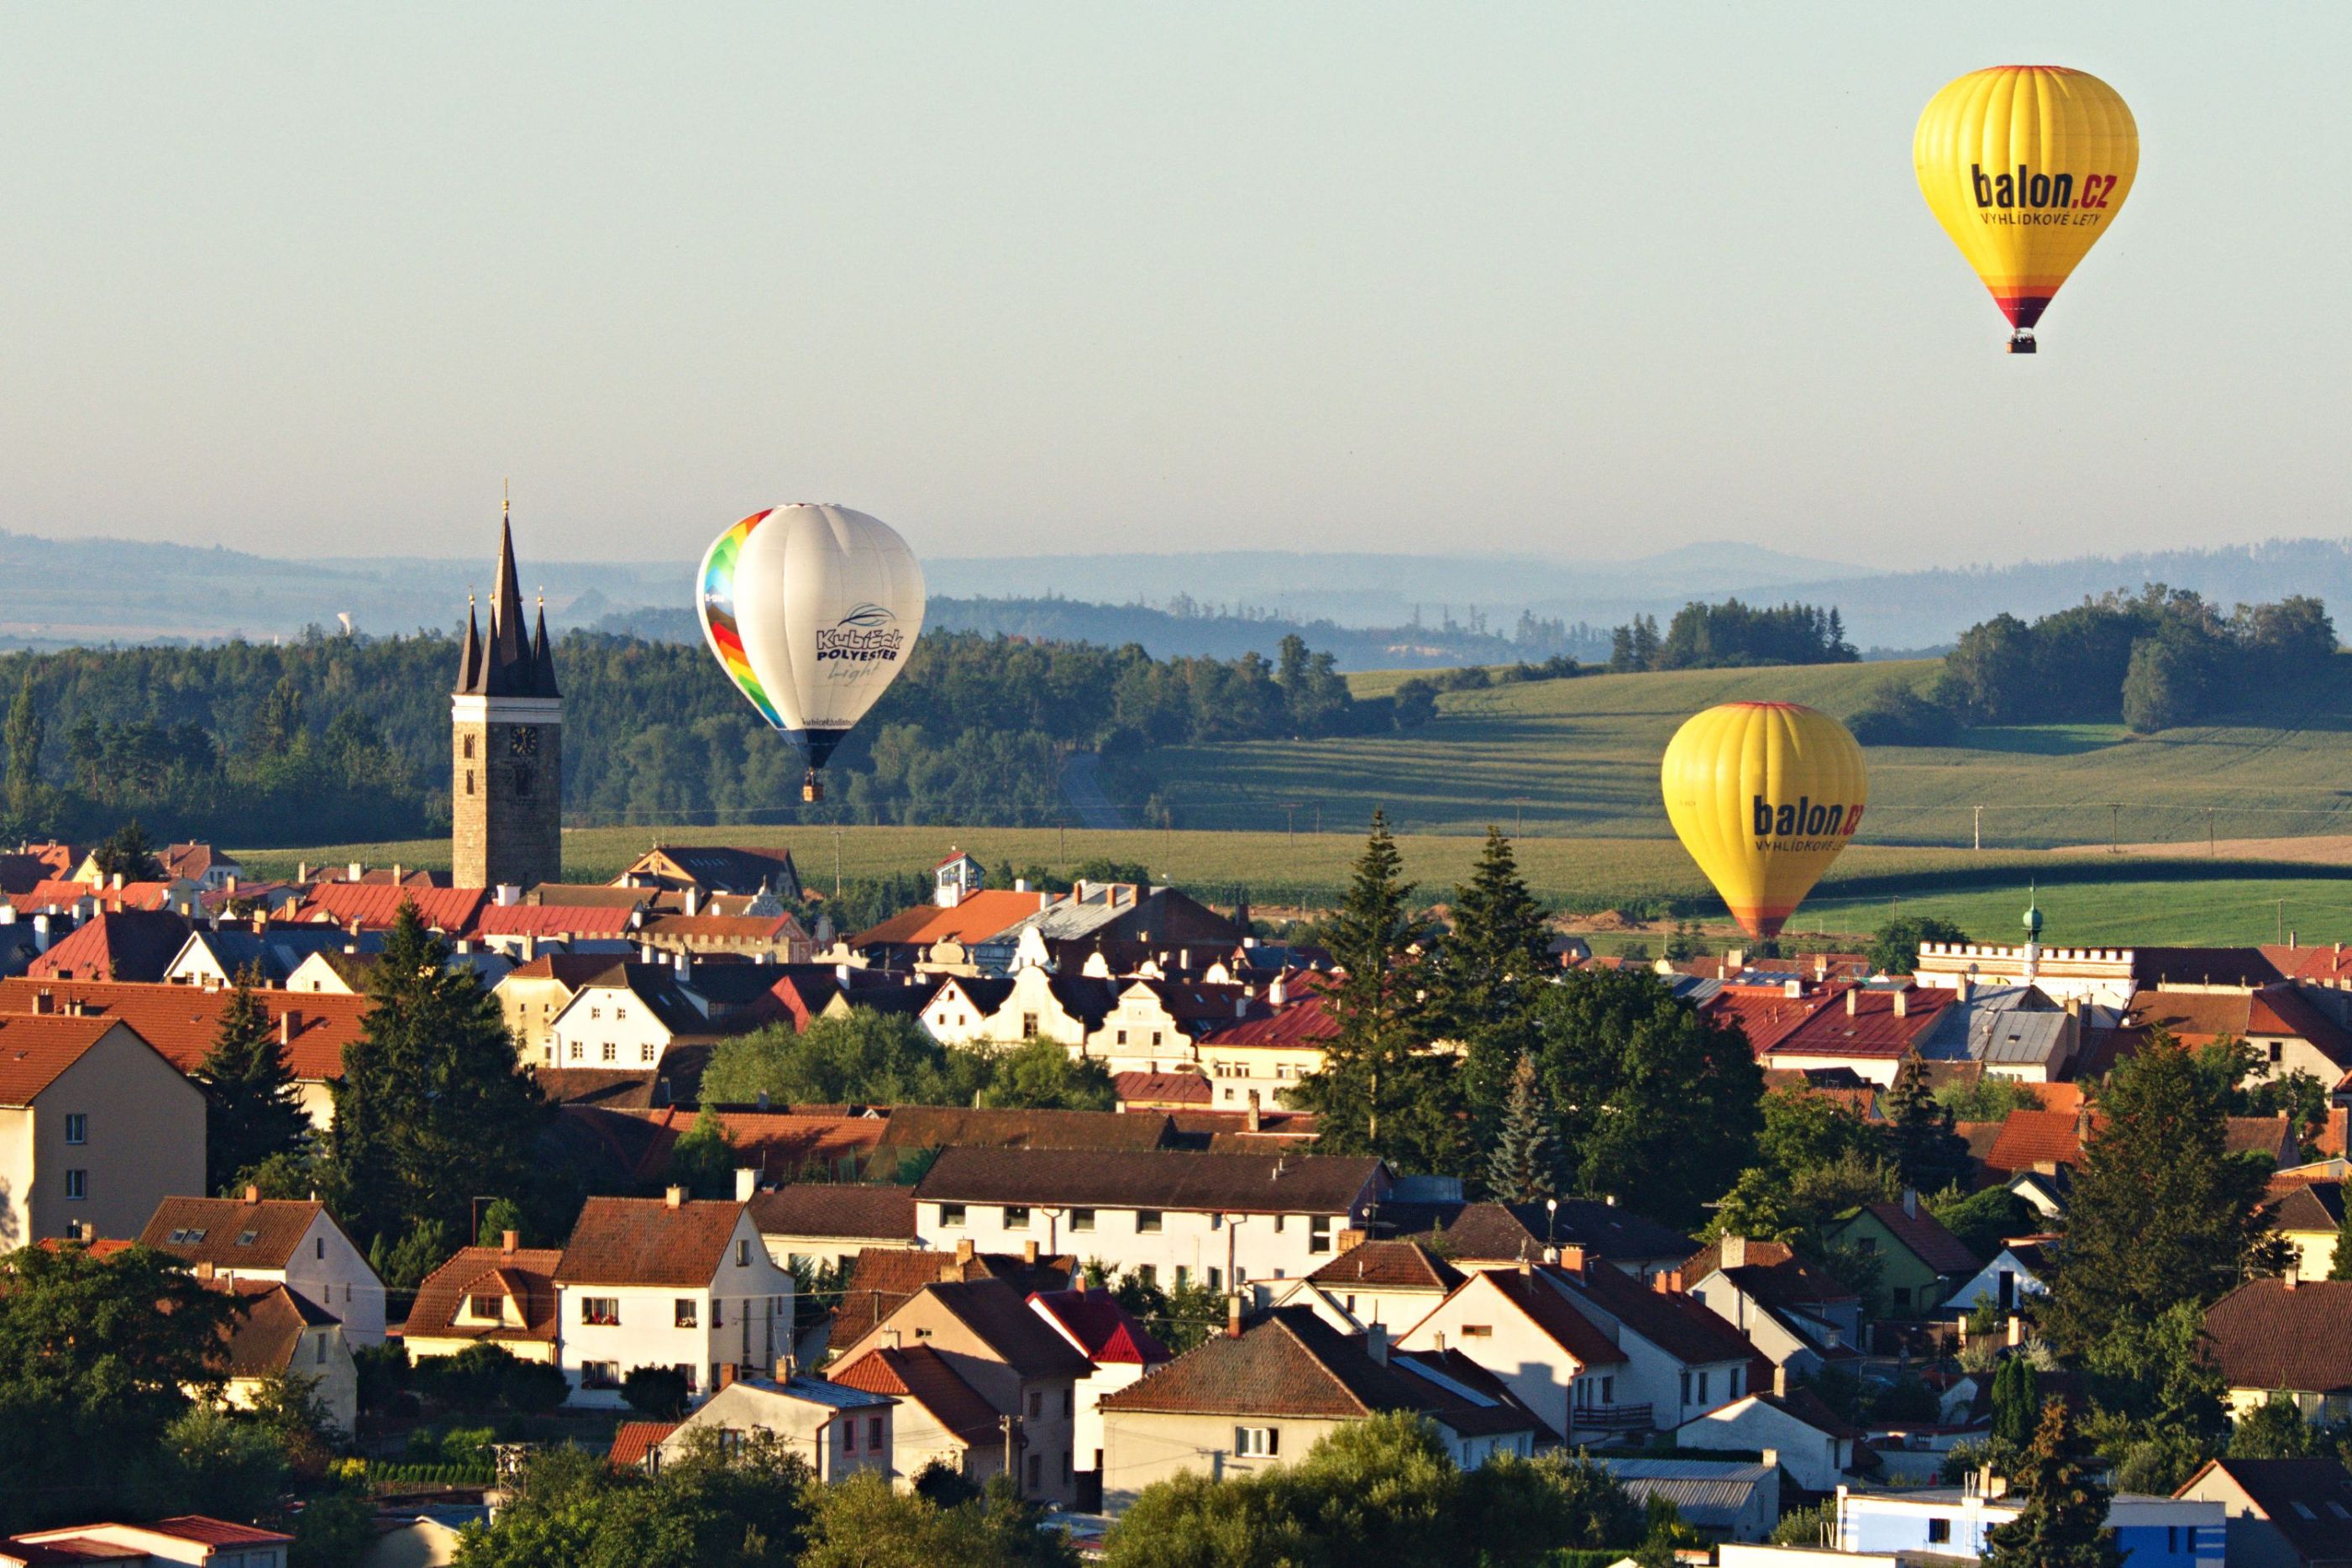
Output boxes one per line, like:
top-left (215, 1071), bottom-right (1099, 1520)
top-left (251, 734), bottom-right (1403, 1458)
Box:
top-left (1485, 1055), bottom-right (1562, 1203)
top-left (1990, 1356), bottom-right (2039, 1450)
top-left (1982, 1398), bottom-right (2124, 1568)
top-left (2043, 1030), bottom-right (2276, 1353)
top-left (2328, 1194), bottom-right (2352, 1281)
top-left (194, 964), bottom-right (311, 1193)
top-left (1294, 812), bottom-right (1455, 1171)
top-left (325, 904), bottom-right (548, 1250)
top-left (1428, 826), bottom-right (1553, 1153)
top-left (1885, 1053), bottom-right (1971, 1195)
top-left (3, 674), bottom-right (47, 834)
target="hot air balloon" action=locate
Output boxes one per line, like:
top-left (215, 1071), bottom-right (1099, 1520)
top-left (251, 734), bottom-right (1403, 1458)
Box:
top-left (1661, 702), bottom-right (1867, 940)
top-left (1914, 66), bottom-right (2138, 353)
top-left (697, 503), bottom-right (927, 801)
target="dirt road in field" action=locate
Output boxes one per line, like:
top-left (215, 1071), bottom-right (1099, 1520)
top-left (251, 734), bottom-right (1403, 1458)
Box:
top-left (2074, 835), bottom-right (2352, 865)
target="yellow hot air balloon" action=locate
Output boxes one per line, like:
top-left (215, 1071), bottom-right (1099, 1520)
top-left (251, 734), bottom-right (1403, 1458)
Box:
top-left (1662, 702), bottom-right (1868, 940)
top-left (1914, 66), bottom-right (2138, 353)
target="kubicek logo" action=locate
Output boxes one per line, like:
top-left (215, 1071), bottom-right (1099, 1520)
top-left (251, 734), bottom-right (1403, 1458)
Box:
top-left (816, 604), bottom-right (906, 663)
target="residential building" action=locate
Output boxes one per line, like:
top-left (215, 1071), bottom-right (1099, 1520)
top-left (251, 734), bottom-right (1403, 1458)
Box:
top-left (160, 923), bottom-right (370, 989)
top-left (919, 976), bottom-right (1016, 1046)
top-left (829, 1343), bottom-right (1006, 1490)
top-left (636, 912), bottom-right (812, 966)
top-left (1394, 1260), bottom-right (1633, 1440)
top-left (1908, 983), bottom-right (2081, 1083)
top-left (1675, 1374), bottom-right (1866, 1494)
top-left (5, 1517), bottom-right (294, 1566)
top-left (911, 1146), bottom-right (1390, 1292)
top-left (1824, 1192), bottom-right (1980, 1318)
top-left (0, 1015), bottom-right (205, 1243)
top-left (824, 1242), bottom-right (1074, 1366)
top-left (292, 884), bottom-right (489, 936)
top-left (748, 1185), bottom-right (917, 1272)
top-left (660, 1373), bottom-right (895, 1482)
top-left (2269, 1181), bottom-right (2346, 1281)
top-left (614, 845), bottom-right (805, 903)
top-left (1940, 1239), bottom-right (2055, 1317)
top-left (402, 1233), bottom-right (564, 1364)
top-left (1096, 1307), bottom-right (1538, 1511)
top-left (496, 953), bottom-right (627, 1059)
top-left (2203, 1278), bottom-right (2352, 1422)
top-left (1831, 1483), bottom-right (2223, 1565)
top-left (625, 1107), bottom-right (887, 1185)
top-left (450, 509), bottom-right (563, 891)
top-left (554, 1190), bottom-right (795, 1405)
top-left (26, 910), bottom-right (195, 984)
top-left (205, 1277), bottom-right (360, 1435)
top-left (1027, 1284), bottom-right (1174, 1493)
top-left (1682, 1235), bottom-right (1862, 1377)
top-left (878, 1105), bottom-right (1173, 1158)
top-left (848, 888), bottom-right (1053, 971)
top-left (948, 967), bottom-right (1118, 1051)
top-left (1598, 1458), bottom-right (1780, 1543)
top-left (1376, 1198), bottom-right (1698, 1280)
top-left (1193, 976), bottom-right (1338, 1111)
top-left (1083, 979), bottom-right (1261, 1075)
top-left (2174, 1455), bottom-right (2352, 1568)
top-left (142, 1192), bottom-right (388, 1345)
top-left (1759, 985), bottom-right (1956, 1085)
top-left (2122, 985), bottom-right (2352, 1089)
top-left (543, 960), bottom-right (722, 1072)
top-left (827, 1277), bottom-right (1089, 1507)
top-left (1269, 1238), bottom-right (1466, 1334)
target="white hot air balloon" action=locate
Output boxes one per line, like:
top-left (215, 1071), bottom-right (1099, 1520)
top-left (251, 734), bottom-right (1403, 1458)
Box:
top-left (696, 503), bottom-right (927, 800)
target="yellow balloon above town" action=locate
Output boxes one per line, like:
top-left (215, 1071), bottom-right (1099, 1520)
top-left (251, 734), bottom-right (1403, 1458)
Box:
top-left (1914, 66), bottom-right (2138, 353)
top-left (1661, 703), bottom-right (1868, 940)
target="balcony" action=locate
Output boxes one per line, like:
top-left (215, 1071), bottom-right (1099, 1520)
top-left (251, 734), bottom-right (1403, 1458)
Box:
top-left (1569, 1403), bottom-right (1654, 1434)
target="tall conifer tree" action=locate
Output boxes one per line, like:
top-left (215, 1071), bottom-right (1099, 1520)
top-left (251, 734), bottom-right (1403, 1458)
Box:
top-left (1428, 826), bottom-right (1553, 1154)
top-left (1885, 1052), bottom-right (1971, 1195)
top-left (1982, 1399), bottom-right (2124, 1568)
top-left (193, 964), bottom-right (310, 1193)
top-left (1485, 1055), bottom-right (1561, 1203)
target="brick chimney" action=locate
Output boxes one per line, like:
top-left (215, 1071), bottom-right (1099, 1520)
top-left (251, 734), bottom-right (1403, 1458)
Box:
top-left (718, 1362), bottom-right (738, 1388)
top-left (502, 1230), bottom-right (519, 1255)
top-left (665, 1185), bottom-right (685, 1208)
top-left (955, 1238), bottom-right (975, 1266)
top-left (1023, 1239), bottom-right (1040, 1266)
top-left (1226, 1294), bottom-right (1245, 1339)
top-left (1557, 1243), bottom-right (1588, 1278)
top-left (1772, 1363), bottom-right (1788, 1398)
top-left (244, 1184), bottom-right (260, 1205)
top-left (1845, 988), bottom-right (1858, 1016)
top-left (1893, 988), bottom-right (1908, 1019)
top-left (1336, 1227), bottom-right (1365, 1254)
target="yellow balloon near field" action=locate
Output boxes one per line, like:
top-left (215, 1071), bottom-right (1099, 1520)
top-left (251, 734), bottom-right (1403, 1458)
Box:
top-left (1914, 66), bottom-right (2138, 353)
top-left (1661, 703), bottom-right (1868, 940)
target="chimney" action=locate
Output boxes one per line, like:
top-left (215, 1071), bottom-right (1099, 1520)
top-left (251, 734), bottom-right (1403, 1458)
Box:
top-left (685, 887), bottom-right (701, 916)
top-left (1558, 1244), bottom-right (1588, 1277)
top-left (195, 1261), bottom-right (215, 1280)
top-left (1270, 973), bottom-right (1289, 1008)
top-left (640, 940), bottom-right (656, 963)
top-left (1845, 989), bottom-right (1858, 1016)
top-left (1365, 1323), bottom-right (1389, 1365)
top-left (1073, 1272), bottom-right (1088, 1294)
top-left (521, 933), bottom-right (537, 962)
top-left (1722, 1234), bottom-right (1748, 1270)
top-left (1246, 1096), bottom-right (1262, 1134)
top-left (735, 1167), bottom-right (758, 1202)
top-left (2284, 1271), bottom-right (2300, 1292)
top-left (111, 871), bottom-right (124, 890)
top-left (1518, 1256), bottom-right (1533, 1277)
top-left (1893, 989), bottom-right (1908, 1019)
top-left (1336, 1227), bottom-right (1364, 1254)
top-left (955, 1238), bottom-right (975, 1266)
top-left (391, 863), bottom-right (404, 885)
top-left (1772, 1364), bottom-right (1788, 1398)
top-left (244, 1184), bottom-right (260, 1204)
top-left (756, 1090), bottom-right (770, 1111)
top-left (496, 883), bottom-right (521, 908)
top-left (1902, 1187), bottom-right (1919, 1219)
top-left (718, 1362), bottom-right (738, 1388)
top-left (297, 861), bottom-right (309, 883)
top-left (1227, 1294), bottom-right (1245, 1339)
top-left (674, 951), bottom-right (690, 983)
top-left (280, 1012), bottom-right (295, 1046)
top-left (0, 907), bottom-right (12, 926)
top-left (1956, 975), bottom-right (1971, 1004)
top-left (31, 915), bottom-right (48, 952)
top-left (1760, 1447), bottom-right (1778, 1471)
top-left (665, 1185), bottom-right (685, 1208)
top-left (348, 862), bottom-right (362, 883)
top-left (501, 1229), bottom-right (518, 1255)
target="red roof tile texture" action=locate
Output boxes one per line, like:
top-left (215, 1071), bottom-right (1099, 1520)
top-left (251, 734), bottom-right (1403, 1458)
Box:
top-left (556, 1196), bottom-right (748, 1287)
top-left (747, 1185), bottom-right (917, 1243)
top-left (25, 911), bottom-right (193, 983)
top-left (0, 1015), bottom-right (119, 1105)
top-left (851, 892), bottom-right (1048, 950)
top-left (293, 884), bottom-right (487, 933)
top-left (1766, 986), bottom-right (1954, 1062)
top-left (607, 1421), bottom-right (680, 1469)
top-left (1112, 1070), bottom-right (1211, 1107)
top-left (141, 1196), bottom-right (328, 1271)
top-left (404, 1242), bottom-right (564, 1346)
top-left (1306, 1240), bottom-right (1465, 1294)
top-left (1027, 1287), bottom-right (1173, 1366)
top-left (0, 978), bottom-right (370, 1081)
top-left (831, 1344), bottom-right (1002, 1442)
top-left (2203, 1279), bottom-right (2352, 1393)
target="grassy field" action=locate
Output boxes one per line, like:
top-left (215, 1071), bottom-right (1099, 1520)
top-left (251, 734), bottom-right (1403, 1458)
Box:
top-left (1138, 660), bottom-right (2352, 850)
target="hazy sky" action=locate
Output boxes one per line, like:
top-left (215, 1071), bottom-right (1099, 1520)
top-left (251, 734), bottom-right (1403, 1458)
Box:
top-left (3, 4), bottom-right (2345, 569)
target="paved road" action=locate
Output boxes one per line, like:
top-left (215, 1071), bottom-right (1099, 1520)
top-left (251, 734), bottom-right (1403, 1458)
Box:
top-left (1059, 752), bottom-right (1133, 831)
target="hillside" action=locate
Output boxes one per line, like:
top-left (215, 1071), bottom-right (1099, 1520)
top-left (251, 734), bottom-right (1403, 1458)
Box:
top-left (1145, 659), bottom-right (2352, 850)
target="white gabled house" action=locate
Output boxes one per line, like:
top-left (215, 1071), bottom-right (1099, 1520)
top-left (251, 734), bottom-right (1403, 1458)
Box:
top-left (553, 1188), bottom-right (795, 1407)
top-left (142, 1190), bottom-right (388, 1346)
top-left (659, 1373), bottom-right (897, 1482)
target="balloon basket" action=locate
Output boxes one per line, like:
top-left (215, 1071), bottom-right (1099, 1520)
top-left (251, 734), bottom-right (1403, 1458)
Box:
top-left (2007, 331), bottom-right (2037, 355)
top-left (802, 772), bottom-right (824, 803)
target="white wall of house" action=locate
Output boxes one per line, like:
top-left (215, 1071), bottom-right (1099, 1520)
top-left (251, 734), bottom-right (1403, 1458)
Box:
top-left (921, 981), bottom-right (1004, 1047)
top-left (1268, 1277), bottom-right (1446, 1336)
top-left (663, 1379), bottom-right (895, 1482)
top-left (1397, 1273), bottom-right (1622, 1441)
top-left (548, 983), bottom-right (687, 1071)
top-left (917, 1198), bottom-right (1356, 1293)
top-left (226, 1320), bottom-right (360, 1434)
top-left (1940, 1249), bottom-right (2048, 1316)
top-left (277, 1213), bottom-right (390, 1348)
top-left (559, 1214), bottom-right (795, 1405)
top-left (1557, 1290), bottom-right (1748, 1430)
top-left (1680, 1397), bottom-right (1849, 1492)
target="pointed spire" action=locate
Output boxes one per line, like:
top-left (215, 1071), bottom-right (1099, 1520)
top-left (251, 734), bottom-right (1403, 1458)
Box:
top-left (456, 593), bottom-right (483, 695)
top-left (482, 490), bottom-right (532, 695)
top-left (532, 591), bottom-right (560, 699)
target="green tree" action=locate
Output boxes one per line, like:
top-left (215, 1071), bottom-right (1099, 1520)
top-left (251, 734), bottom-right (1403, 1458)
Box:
top-left (0, 1242), bottom-right (239, 1531)
top-left (323, 905), bottom-right (549, 1251)
top-left (623, 1365), bottom-right (690, 1419)
top-left (1885, 1054), bottom-right (1972, 1194)
top-left (1426, 827), bottom-right (1554, 1154)
top-left (2229, 1391), bottom-right (2313, 1459)
top-left (1485, 1055), bottom-right (1562, 1202)
top-left (1530, 967), bottom-right (1763, 1229)
top-left (2043, 1031), bottom-right (2279, 1354)
top-left (161, 1403), bottom-right (291, 1523)
top-left (801, 1471), bottom-right (1078, 1568)
top-left (3, 674), bottom-right (51, 832)
top-left (1992, 1357), bottom-right (2040, 1449)
top-left (1293, 813), bottom-right (1457, 1172)
top-left (2329, 1199), bottom-right (2352, 1281)
top-left (194, 965), bottom-right (312, 1193)
top-left (1931, 1184), bottom-right (2035, 1265)
top-left (455, 1429), bottom-right (813, 1568)
top-left (2082, 1301), bottom-right (2229, 1496)
top-left (92, 817), bottom-right (163, 882)
top-left (377, 1219), bottom-right (453, 1293)
top-left (1865, 915), bottom-right (1968, 977)
top-left (977, 1036), bottom-right (1117, 1111)
top-left (1982, 1398), bottom-right (2124, 1568)
top-left (701, 1008), bottom-right (982, 1109)
top-left (668, 1106), bottom-right (738, 1199)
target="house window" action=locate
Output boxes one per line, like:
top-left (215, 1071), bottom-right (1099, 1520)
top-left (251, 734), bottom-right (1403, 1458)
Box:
top-left (1892, 1286), bottom-right (1912, 1309)
top-left (940, 1204), bottom-right (967, 1228)
top-left (1208, 1267), bottom-right (1223, 1291)
top-left (1461, 1324), bottom-right (1492, 1338)
top-left (1698, 1371), bottom-right (1709, 1403)
top-left (738, 1240), bottom-right (752, 1266)
top-left (1026, 1452), bottom-right (1042, 1491)
top-left (2269, 1041), bottom-right (2284, 1064)
top-left (591, 1006), bottom-right (601, 1020)
top-left (1601, 1376), bottom-right (1614, 1403)
top-left (676, 1298), bottom-right (699, 1328)
top-left (641, 1044), bottom-right (656, 1063)
top-left (1309, 1216), bottom-right (1332, 1255)
top-left (1134, 1264), bottom-right (1157, 1287)
top-left (843, 1419), bottom-right (857, 1454)
top-left (868, 1416), bottom-right (884, 1450)
top-left (1116, 1030), bottom-right (1128, 1045)
top-left (1136, 1210), bottom-right (1163, 1234)
top-left (582, 1297), bottom-right (620, 1325)
top-left (1175, 1266), bottom-right (1189, 1288)
top-left (601, 1043), bottom-right (617, 1062)
top-left (1235, 1426), bottom-right (1279, 1457)
top-left (580, 1361), bottom-right (620, 1388)
top-left (1070, 1209), bottom-right (1095, 1233)
top-left (470, 1293), bottom-right (503, 1320)
top-left (1679, 1372), bottom-right (1692, 1406)
top-left (1005, 1206), bottom-right (1031, 1230)
top-left (63, 1114), bottom-right (86, 1145)
top-left (316, 1333), bottom-right (328, 1364)
top-left (1927, 1519), bottom-right (1950, 1544)
top-left (1730, 1367), bottom-right (1742, 1398)
top-left (1029, 1390), bottom-right (1042, 1419)
top-left (1151, 1031), bottom-right (1163, 1046)
top-left (1022, 1013), bottom-right (1040, 1039)
top-left (64, 1169), bottom-right (87, 1200)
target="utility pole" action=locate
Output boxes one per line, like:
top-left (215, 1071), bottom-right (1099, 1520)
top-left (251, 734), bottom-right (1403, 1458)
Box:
top-left (832, 826), bottom-right (843, 899)
top-left (1972, 805), bottom-right (1982, 854)
top-left (1058, 821), bottom-right (1067, 870)
top-left (1284, 804), bottom-right (1297, 847)
top-left (1515, 800), bottom-right (1524, 840)
top-left (2108, 803), bottom-right (2121, 854)
top-left (2278, 899), bottom-right (2286, 944)
top-left (2207, 806), bottom-right (2217, 858)
top-left (1002, 1413), bottom-right (1018, 1489)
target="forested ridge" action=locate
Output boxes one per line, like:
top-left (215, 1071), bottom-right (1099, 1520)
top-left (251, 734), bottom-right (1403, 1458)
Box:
top-left (0, 630), bottom-right (1410, 845)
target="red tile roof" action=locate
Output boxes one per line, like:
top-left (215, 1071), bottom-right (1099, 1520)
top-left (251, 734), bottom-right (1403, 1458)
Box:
top-left (2177, 1455), bottom-right (2352, 1562)
top-left (916, 1146), bottom-right (1380, 1215)
top-left (403, 1242), bottom-right (564, 1346)
top-left (556, 1196), bottom-right (749, 1287)
top-left (0, 1015), bottom-right (119, 1106)
top-left (607, 1421), bottom-right (679, 1470)
top-left (10, 878), bottom-right (178, 914)
top-left (2204, 1279), bottom-right (2352, 1392)
top-left (1198, 989), bottom-right (1340, 1047)
top-left (141, 1197), bottom-right (330, 1271)
top-left (202, 1278), bottom-right (339, 1378)
top-left (881, 1106), bottom-right (1173, 1154)
top-left (850, 892), bottom-right (1047, 950)
top-left (293, 884), bottom-right (487, 933)
top-left (1027, 1287), bottom-right (1173, 1366)
top-left (1981, 1109), bottom-right (2087, 1177)
top-left (26, 911), bottom-right (194, 983)
top-left (141, 1517), bottom-right (296, 1547)
top-left (474, 904), bottom-right (639, 938)
top-left (1306, 1240), bottom-right (1464, 1294)
top-left (627, 1108), bottom-right (887, 1178)
top-left (0, 978), bottom-right (370, 1081)
top-left (1766, 986), bottom-right (1954, 1062)
top-left (1112, 1070), bottom-right (1211, 1108)
top-left (1704, 985), bottom-right (1835, 1056)
top-left (828, 1246), bottom-right (1075, 1353)
top-left (748, 1185), bottom-right (917, 1243)
top-left (1563, 1262), bottom-right (1758, 1367)
top-left (1846, 1201), bottom-right (1980, 1277)
top-left (2126, 985), bottom-right (2352, 1068)
top-left (831, 1344), bottom-right (1001, 1443)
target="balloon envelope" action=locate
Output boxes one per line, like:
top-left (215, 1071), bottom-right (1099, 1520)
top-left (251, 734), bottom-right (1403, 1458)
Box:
top-left (1914, 66), bottom-right (2137, 349)
top-left (1661, 702), bottom-right (1868, 940)
top-left (697, 504), bottom-right (927, 772)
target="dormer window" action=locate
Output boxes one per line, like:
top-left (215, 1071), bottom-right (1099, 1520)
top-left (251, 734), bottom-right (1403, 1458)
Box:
top-left (469, 1293), bottom-right (503, 1322)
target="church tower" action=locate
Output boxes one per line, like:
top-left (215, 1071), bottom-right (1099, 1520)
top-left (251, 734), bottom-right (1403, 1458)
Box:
top-left (451, 502), bottom-right (563, 890)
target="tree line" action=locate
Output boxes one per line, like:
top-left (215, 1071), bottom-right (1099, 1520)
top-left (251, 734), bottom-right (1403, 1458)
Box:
top-left (0, 627), bottom-right (1411, 844)
top-left (1849, 585), bottom-right (2337, 743)
top-left (1607, 599), bottom-right (1856, 673)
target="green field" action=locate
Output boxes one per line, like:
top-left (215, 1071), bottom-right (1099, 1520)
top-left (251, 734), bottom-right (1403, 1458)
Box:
top-left (1142, 661), bottom-right (2352, 850)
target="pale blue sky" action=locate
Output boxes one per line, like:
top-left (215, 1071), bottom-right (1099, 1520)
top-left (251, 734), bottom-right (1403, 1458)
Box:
top-left (2, 3), bottom-right (2344, 568)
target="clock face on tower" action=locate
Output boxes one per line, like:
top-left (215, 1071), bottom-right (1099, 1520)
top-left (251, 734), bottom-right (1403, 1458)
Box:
top-left (507, 726), bottom-right (540, 758)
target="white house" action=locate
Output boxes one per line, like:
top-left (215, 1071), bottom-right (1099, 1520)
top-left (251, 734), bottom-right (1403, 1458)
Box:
top-left (912, 1146), bottom-right (1389, 1294)
top-left (1269, 1239), bottom-right (1467, 1335)
top-left (543, 960), bottom-right (713, 1072)
top-left (748, 1184), bottom-right (918, 1272)
top-left (1395, 1261), bottom-right (1635, 1441)
top-left (553, 1189), bottom-right (795, 1406)
top-left (660, 1372), bottom-right (897, 1482)
top-left (1940, 1240), bottom-right (2054, 1317)
top-left (1027, 1283), bottom-right (1175, 1483)
top-left (1682, 1235), bottom-right (1862, 1380)
top-left (1833, 1483), bottom-right (2222, 1565)
top-left (141, 1191), bottom-right (387, 1346)
top-left (828, 1342), bottom-right (1009, 1491)
top-left (1676, 1376), bottom-right (1864, 1494)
